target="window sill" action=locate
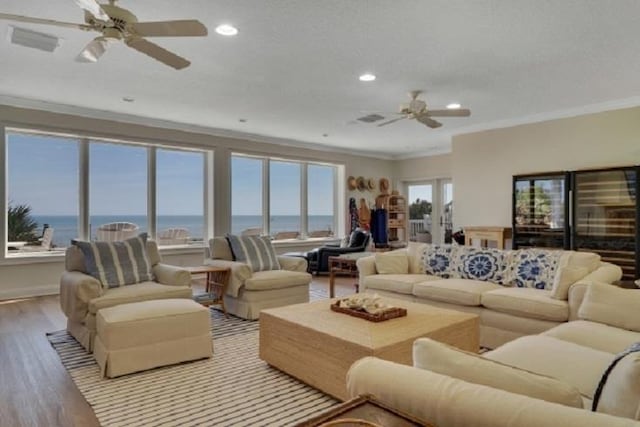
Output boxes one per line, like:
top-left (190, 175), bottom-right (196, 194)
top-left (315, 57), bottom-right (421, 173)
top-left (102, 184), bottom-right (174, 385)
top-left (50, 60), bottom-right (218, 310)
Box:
top-left (272, 237), bottom-right (340, 248)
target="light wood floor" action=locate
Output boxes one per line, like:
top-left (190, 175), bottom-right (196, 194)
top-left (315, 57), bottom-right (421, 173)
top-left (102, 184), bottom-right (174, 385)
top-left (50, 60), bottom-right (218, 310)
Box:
top-left (0, 276), bottom-right (357, 427)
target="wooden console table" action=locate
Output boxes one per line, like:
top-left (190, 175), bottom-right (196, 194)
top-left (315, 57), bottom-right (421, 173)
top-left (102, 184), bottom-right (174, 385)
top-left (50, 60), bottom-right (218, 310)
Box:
top-left (464, 226), bottom-right (512, 249)
top-left (328, 253), bottom-right (372, 298)
top-left (187, 266), bottom-right (231, 316)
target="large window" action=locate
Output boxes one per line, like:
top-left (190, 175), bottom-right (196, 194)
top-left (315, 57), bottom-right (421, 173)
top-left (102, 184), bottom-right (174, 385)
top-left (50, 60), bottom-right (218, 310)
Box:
top-left (231, 154), bottom-right (337, 239)
top-left (270, 160), bottom-right (301, 238)
top-left (7, 133), bottom-right (79, 251)
top-left (90, 141), bottom-right (148, 240)
top-left (156, 148), bottom-right (205, 245)
top-left (4, 129), bottom-right (209, 257)
top-left (231, 156), bottom-right (263, 235)
top-left (308, 164), bottom-right (335, 237)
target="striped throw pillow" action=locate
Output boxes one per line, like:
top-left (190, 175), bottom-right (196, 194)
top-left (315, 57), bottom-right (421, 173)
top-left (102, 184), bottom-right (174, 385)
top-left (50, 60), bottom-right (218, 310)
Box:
top-left (226, 235), bottom-right (281, 272)
top-left (73, 233), bottom-right (154, 289)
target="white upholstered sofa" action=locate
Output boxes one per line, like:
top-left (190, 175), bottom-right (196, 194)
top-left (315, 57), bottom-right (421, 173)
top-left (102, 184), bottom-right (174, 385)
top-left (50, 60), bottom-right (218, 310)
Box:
top-left (60, 240), bottom-right (192, 351)
top-left (347, 283), bottom-right (640, 426)
top-left (357, 243), bottom-right (622, 348)
top-left (204, 237), bottom-right (312, 319)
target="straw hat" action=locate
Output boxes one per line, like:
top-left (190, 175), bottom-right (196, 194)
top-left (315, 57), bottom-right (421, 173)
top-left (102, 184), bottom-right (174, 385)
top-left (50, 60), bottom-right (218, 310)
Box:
top-left (347, 176), bottom-right (357, 191)
top-left (379, 177), bottom-right (390, 194)
top-left (367, 178), bottom-right (376, 191)
top-left (356, 176), bottom-right (367, 191)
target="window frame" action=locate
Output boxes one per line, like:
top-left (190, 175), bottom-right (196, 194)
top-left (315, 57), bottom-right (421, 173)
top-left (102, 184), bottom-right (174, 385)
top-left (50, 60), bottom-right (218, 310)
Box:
top-left (231, 153), bottom-right (340, 240)
top-left (2, 127), bottom-right (210, 261)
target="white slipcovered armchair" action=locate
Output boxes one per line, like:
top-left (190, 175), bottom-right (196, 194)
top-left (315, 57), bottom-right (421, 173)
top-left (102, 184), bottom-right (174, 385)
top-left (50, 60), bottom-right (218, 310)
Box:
top-left (60, 240), bottom-right (192, 351)
top-left (205, 237), bottom-right (312, 319)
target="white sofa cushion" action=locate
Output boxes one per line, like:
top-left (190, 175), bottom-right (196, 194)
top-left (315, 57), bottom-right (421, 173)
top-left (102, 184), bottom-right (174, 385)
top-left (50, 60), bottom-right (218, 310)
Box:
top-left (595, 344), bottom-right (640, 420)
top-left (543, 321), bottom-right (640, 354)
top-left (413, 279), bottom-right (502, 307)
top-left (579, 284), bottom-right (640, 332)
top-left (88, 282), bottom-right (192, 314)
top-left (413, 338), bottom-right (583, 408)
top-left (374, 251), bottom-right (409, 274)
top-left (485, 335), bottom-right (613, 399)
top-left (244, 270), bottom-right (310, 291)
top-left (363, 274), bottom-right (439, 295)
top-left (481, 288), bottom-right (569, 322)
top-left (550, 265), bottom-right (590, 300)
top-left (406, 242), bottom-right (428, 274)
top-left (455, 247), bottom-right (511, 285)
top-left (509, 248), bottom-right (565, 290)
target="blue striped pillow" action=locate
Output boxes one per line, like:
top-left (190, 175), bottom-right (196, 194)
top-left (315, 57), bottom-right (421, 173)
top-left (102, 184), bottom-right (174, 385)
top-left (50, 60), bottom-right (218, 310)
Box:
top-left (226, 235), bottom-right (281, 272)
top-left (73, 233), bottom-right (154, 289)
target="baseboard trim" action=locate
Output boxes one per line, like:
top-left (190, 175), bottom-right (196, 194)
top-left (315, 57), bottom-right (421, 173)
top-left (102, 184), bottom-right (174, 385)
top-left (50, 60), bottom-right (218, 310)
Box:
top-left (0, 284), bottom-right (59, 300)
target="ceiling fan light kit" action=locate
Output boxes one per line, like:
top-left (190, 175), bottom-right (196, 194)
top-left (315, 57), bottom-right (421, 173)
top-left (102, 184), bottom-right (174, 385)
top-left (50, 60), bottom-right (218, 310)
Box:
top-left (0, 0), bottom-right (208, 69)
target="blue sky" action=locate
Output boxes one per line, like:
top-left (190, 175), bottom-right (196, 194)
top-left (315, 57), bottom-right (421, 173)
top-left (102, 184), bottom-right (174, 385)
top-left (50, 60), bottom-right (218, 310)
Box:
top-left (8, 133), bottom-right (333, 216)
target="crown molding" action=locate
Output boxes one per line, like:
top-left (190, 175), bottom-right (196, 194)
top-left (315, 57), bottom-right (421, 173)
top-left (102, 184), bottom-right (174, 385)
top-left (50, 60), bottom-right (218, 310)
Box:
top-left (0, 95), bottom-right (395, 160)
top-left (451, 96), bottom-right (640, 138)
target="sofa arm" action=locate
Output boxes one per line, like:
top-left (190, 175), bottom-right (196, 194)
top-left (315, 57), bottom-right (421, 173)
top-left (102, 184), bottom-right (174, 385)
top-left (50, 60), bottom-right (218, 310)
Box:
top-left (153, 263), bottom-right (191, 287)
top-left (60, 271), bottom-right (103, 323)
top-left (356, 255), bottom-right (377, 290)
top-left (203, 259), bottom-right (252, 297)
top-left (346, 357), bottom-right (635, 427)
top-left (277, 256), bottom-right (307, 273)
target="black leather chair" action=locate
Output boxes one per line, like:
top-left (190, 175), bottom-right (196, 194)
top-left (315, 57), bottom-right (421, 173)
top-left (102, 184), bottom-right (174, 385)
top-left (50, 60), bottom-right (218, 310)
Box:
top-left (306, 229), bottom-right (371, 275)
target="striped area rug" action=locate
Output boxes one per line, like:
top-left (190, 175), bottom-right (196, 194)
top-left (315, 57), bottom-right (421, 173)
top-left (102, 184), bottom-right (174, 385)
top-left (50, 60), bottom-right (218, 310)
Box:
top-left (47, 297), bottom-right (340, 427)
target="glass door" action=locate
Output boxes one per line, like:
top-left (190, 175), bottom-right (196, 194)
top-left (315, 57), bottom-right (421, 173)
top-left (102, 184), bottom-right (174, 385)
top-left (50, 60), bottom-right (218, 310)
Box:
top-left (573, 167), bottom-right (638, 280)
top-left (407, 183), bottom-right (434, 243)
top-left (406, 179), bottom-right (452, 244)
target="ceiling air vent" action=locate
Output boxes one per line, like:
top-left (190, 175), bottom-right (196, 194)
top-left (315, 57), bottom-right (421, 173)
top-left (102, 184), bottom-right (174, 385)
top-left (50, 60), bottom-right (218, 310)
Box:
top-left (357, 114), bottom-right (385, 123)
top-left (9, 26), bottom-right (60, 52)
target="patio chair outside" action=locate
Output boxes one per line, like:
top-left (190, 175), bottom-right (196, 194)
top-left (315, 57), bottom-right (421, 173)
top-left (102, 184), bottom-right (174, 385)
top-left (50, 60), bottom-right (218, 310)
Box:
top-left (274, 231), bottom-right (299, 240)
top-left (96, 222), bottom-right (139, 241)
top-left (157, 228), bottom-right (190, 245)
top-left (241, 227), bottom-right (262, 236)
top-left (21, 227), bottom-right (54, 252)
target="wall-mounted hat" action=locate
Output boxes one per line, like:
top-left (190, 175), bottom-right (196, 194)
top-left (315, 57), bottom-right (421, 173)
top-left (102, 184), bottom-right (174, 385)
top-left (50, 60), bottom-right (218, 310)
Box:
top-left (367, 178), bottom-right (376, 191)
top-left (379, 177), bottom-right (390, 194)
top-left (356, 176), bottom-right (366, 191)
top-left (347, 176), bottom-right (357, 191)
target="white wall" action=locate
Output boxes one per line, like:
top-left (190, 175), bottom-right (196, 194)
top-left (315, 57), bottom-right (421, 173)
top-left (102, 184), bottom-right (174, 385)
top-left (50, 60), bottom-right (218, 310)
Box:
top-left (393, 153), bottom-right (452, 184)
top-left (0, 105), bottom-right (393, 299)
top-left (452, 106), bottom-right (640, 228)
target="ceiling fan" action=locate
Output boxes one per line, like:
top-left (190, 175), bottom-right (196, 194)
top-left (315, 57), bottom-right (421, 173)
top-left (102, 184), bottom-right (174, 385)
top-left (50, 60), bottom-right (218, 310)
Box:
top-left (378, 90), bottom-right (471, 128)
top-left (0, 0), bottom-right (208, 70)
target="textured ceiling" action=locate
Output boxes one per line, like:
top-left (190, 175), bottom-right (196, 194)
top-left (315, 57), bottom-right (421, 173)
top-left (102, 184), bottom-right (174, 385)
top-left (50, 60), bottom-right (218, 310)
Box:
top-left (1, 0), bottom-right (640, 158)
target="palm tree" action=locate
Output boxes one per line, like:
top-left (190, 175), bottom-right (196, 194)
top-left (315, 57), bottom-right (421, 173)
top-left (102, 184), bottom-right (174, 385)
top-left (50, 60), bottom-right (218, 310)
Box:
top-left (8, 203), bottom-right (39, 242)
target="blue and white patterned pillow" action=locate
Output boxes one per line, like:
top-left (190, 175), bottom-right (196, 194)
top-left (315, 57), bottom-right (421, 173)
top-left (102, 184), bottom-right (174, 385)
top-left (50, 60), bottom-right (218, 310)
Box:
top-left (73, 233), bottom-right (154, 289)
top-left (456, 247), bottom-right (510, 284)
top-left (510, 249), bottom-right (563, 290)
top-left (422, 244), bottom-right (457, 278)
top-left (226, 234), bottom-right (281, 272)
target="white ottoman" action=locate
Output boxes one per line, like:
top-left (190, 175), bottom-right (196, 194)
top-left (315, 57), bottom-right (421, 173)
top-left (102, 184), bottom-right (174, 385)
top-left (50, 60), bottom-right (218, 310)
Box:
top-left (94, 299), bottom-right (212, 378)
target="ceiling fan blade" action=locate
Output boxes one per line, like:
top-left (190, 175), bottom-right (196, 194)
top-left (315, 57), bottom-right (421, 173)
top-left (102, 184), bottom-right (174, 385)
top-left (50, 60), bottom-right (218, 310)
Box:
top-left (73, 0), bottom-right (110, 22)
top-left (125, 37), bottom-right (190, 70)
top-left (0, 13), bottom-right (92, 30)
top-left (75, 36), bottom-right (109, 63)
top-left (416, 115), bottom-right (442, 128)
top-left (377, 116), bottom-right (407, 127)
top-left (427, 109), bottom-right (471, 117)
top-left (131, 20), bottom-right (208, 37)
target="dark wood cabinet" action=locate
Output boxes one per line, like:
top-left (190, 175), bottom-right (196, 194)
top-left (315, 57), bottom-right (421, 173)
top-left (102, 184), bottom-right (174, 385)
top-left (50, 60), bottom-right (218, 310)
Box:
top-left (513, 166), bottom-right (639, 280)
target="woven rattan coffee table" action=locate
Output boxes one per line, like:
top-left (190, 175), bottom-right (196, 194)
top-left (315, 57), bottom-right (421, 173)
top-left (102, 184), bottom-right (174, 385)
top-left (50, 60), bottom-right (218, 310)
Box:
top-left (259, 296), bottom-right (479, 400)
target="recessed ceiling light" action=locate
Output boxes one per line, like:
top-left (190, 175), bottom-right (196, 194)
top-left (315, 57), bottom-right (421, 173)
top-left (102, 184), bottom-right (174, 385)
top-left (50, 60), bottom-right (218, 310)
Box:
top-left (122, 97), bottom-right (135, 103)
top-left (359, 73), bottom-right (376, 82)
top-left (215, 24), bottom-right (238, 36)
top-left (446, 103), bottom-right (461, 110)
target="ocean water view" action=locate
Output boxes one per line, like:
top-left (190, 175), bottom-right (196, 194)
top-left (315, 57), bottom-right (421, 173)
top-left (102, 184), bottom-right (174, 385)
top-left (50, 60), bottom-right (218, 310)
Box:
top-left (33, 215), bottom-right (334, 247)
